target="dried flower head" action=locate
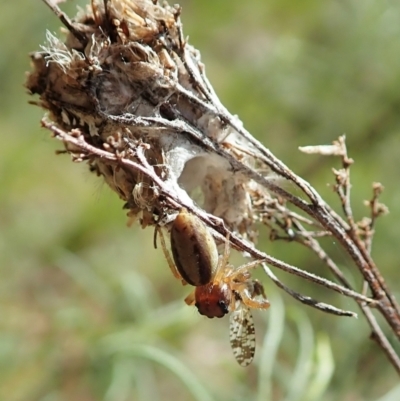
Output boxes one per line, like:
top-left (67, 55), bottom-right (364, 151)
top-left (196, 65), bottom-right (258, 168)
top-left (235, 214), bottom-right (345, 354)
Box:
top-left (26, 0), bottom-right (273, 242)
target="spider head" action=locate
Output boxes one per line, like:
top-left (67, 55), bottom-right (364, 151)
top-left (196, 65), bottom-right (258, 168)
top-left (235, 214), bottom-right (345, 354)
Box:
top-left (194, 282), bottom-right (232, 318)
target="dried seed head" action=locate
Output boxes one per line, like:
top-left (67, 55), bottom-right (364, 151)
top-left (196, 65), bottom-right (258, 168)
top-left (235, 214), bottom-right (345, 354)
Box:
top-left (26, 0), bottom-right (268, 240)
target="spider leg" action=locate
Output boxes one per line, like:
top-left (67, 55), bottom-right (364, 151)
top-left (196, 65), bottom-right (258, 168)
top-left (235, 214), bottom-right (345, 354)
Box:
top-left (220, 232), bottom-right (231, 268)
top-left (157, 226), bottom-right (187, 285)
top-left (153, 224), bottom-right (159, 249)
top-left (184, 290), bottom-right (196, 306)
top-left (231, 281), bottom-right (270, 310)
top-left (228, 258), bottom-right (265, 280)
top-left (213, 232), bottom-right (232, 283)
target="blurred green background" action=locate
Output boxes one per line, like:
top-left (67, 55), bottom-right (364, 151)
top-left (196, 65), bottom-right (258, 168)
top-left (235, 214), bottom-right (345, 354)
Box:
top-left (1, 0), bottom-right (400, 400)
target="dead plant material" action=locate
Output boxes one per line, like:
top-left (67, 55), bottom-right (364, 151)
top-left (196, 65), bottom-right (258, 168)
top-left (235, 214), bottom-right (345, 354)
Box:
top-left (26, 0), bottom-right (400, 373)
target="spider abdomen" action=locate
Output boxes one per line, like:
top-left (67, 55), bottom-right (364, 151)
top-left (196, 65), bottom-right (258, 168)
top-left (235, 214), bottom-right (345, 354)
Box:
top-left (170, 208), bottom-right (219, 286)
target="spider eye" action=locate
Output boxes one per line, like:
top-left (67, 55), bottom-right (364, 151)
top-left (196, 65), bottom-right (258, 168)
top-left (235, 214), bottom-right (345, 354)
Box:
top-left (218, 300), bottom-right (229, 314)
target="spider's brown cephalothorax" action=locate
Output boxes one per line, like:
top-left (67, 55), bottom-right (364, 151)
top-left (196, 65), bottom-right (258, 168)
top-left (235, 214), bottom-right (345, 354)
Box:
top-left (194, 282), bottom-right (231, 318)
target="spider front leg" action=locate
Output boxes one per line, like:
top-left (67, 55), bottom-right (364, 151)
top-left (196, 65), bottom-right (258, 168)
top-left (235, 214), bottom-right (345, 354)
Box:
top-left (230, 258), bottom-right (266, 278)
top-left (231, 279), bottom-right (270, 310)
top-left (156, 226), bottom-right (187, 285)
